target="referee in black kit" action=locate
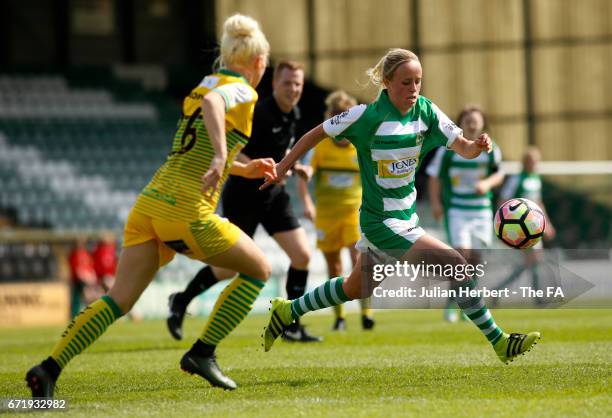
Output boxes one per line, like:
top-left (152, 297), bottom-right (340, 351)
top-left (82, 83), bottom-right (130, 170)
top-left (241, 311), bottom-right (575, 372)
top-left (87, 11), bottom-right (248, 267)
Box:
top-left (167, 60), bottom-right (322, 343)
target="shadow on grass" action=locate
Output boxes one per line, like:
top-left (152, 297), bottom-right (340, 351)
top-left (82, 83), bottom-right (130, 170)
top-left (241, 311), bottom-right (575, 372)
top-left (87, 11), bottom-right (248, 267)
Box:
top-left (88, 345), bottom-right (186, 354)
top-left (248, 377), bottom-right (335, 388)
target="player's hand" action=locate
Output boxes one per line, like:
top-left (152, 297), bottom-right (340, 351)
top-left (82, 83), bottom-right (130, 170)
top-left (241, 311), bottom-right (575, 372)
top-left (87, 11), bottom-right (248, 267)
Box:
top-left (201, 155), bottom-right (226, 196)
top-left (475, 133), bottom-right (492, 153)
top-left (303, 199), bottom-right (316, 221)
top-left (294, 164), bottom-right (314, 182)
top-left (260, 162), bottom-right (289, 190)
top-left (475, 180), bottom-right (490, 195)
top-left (242, 158), bottom-right (277, 180)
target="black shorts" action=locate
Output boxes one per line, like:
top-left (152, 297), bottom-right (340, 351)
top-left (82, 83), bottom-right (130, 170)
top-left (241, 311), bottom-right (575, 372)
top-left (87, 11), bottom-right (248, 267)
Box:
top-left (221, 177), bottom-right (300, 238)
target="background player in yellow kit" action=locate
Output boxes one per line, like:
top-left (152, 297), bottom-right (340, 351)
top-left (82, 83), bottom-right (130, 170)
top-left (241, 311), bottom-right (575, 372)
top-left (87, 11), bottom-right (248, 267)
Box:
top-left (26, 14), bottom-right (273, 397)
top-left (298, 91), bottom-right (374, 331)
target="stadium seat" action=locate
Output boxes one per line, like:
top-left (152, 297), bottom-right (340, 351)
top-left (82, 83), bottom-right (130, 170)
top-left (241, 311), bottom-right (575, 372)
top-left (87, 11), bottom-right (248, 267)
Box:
top-left (0, 72), bottom-right (175, 231)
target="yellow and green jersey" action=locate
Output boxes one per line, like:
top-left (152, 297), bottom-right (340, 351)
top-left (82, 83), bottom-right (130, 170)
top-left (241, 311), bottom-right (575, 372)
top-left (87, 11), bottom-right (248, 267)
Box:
top-left (311, 138), bottom-right (361, 218)
top-left (135, 69), bottom-right (258, 221)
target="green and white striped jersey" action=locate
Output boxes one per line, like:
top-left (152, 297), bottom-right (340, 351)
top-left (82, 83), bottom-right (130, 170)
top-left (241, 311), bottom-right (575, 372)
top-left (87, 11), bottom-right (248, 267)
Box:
top-left (322, 91), bottom-right (461, 249)
top-left (426, 144), bottom-right (502, 213)
top-left (500, 171), bottom-right (542, 203)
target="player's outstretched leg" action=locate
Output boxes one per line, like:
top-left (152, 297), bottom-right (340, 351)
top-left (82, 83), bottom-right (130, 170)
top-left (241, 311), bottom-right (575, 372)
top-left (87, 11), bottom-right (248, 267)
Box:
top-left (26, 295), bottom-right (124, 398)
top-left (167, 266), bottom-right (218, 340)
top-left (181, 274), bottom-right (265, 390)
top-left (457, 279), bottom-right (540, 363)
top-left (263, 276), bottom-right (350, 352)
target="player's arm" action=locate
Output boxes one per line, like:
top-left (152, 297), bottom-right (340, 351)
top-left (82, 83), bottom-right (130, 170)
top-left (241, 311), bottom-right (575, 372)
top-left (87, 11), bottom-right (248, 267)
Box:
top-left (293, 163), bottom-right (313, 182)
top-left (450, 133), bottom-right (492, 159)
top-left (476, 146), bottom-right (505, 194)
top-left (282, 149), bottom-right (313, 181)
top-left (229, 149), bottom-right (278, 180)
top-left (260, 124), bottom-right (327, 190)
top-left (476, 171), bottom-right (505, 195)
top-left (294, 150), bottom-right (315, 181)
top-left (200, 92), bottom-right (228, 195)
top-left (230, 158), bottom-right (276, 180)
top-left (480, 171), bottom-right (505, 190)
top-left (235, 152), bottom-right (251, 163)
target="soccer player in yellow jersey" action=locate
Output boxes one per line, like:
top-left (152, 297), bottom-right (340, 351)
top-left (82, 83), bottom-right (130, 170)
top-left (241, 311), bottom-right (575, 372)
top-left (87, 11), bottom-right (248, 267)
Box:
top-left (298, 91), bottom-right (374, 331)
top-left (26, 14), bottom-right (273, 397)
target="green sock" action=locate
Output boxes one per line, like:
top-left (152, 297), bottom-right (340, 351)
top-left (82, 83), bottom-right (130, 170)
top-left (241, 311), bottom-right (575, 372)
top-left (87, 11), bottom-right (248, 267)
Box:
top-left (291, 277), bottom-right (350, 319)
top-left (200, 274), bottom-right (264, 346)
top-left (51, 295), bottom-right (123, 369)
top-left (331, 277), bottom-right (346, 319)
top-left (457, 280), bottom-right (504, 344)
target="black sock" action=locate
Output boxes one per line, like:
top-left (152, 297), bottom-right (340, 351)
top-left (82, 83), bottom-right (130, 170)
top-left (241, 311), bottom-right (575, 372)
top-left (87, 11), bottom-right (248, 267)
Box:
top-left (286, 267), bottom-right (308, 300)
top-left (286, 267), bottom-right (307, 331)
top-left (189, 339), bottom-right (216, 357)
top-left (41, 357), bottom-right (61, 381)
top-left (178, 266), bottom-right (218, 307)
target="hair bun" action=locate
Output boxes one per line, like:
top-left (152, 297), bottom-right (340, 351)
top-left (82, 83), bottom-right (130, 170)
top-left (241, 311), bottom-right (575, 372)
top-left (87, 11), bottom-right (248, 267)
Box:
top-left (224, 14), bottom-right (259, 39)
top-left (216, 14), bottom-right (269, 71)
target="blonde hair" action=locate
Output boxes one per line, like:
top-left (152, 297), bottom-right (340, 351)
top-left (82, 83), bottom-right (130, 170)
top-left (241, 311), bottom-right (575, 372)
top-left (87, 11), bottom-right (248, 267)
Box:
top-left (324, 90), bottom-right (357, 119)
top-left (366, 48), bottom-right (420, 87)
top-left (216, 14), bottom-right (270, 70)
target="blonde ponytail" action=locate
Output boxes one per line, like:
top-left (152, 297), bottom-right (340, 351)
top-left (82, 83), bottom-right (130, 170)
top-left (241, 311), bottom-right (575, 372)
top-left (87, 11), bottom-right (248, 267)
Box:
top-left (365, 48), bottom-right (419, 87)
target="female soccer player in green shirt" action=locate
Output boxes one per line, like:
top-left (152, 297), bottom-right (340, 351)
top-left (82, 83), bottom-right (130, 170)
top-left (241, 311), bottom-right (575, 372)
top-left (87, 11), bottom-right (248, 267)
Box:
top-left (262, 48), bottom-right (541, 366)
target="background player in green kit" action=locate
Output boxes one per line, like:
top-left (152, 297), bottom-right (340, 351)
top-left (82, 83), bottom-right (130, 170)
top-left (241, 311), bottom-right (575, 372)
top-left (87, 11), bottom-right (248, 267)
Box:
top-left (492, 146), bottom-right (556, 305)
top-left (261, 48), bottom-right (541, 366)
top-left (427, 106), bottom-right (505, 322)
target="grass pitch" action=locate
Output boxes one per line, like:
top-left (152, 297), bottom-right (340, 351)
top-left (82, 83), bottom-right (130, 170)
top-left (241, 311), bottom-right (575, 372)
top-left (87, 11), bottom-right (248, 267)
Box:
top-left (1, 309), bottom-right (611, 417)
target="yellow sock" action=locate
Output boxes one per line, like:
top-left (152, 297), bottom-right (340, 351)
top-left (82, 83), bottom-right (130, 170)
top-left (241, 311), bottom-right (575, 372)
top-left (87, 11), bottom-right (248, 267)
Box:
top-left (200, 275), bottom-right (264, 346)
top-left (333, 303), bottom-right (346, 319)
top-left (51, 295), bottom-right (123, 368)
top-left (360, 297), bottom-right (373, 318)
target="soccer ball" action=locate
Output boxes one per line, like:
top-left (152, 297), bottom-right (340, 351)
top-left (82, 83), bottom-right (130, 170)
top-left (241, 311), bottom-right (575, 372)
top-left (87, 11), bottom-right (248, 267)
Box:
top-left (494, 198), bottom-right (546, 249)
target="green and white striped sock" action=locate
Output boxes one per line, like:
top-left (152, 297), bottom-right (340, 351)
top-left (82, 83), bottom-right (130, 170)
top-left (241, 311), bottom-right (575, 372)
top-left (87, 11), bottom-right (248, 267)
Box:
top-left (290, 277), bottom-right (350, 319)
top-left (457, 280), bottom-right (504, 344)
